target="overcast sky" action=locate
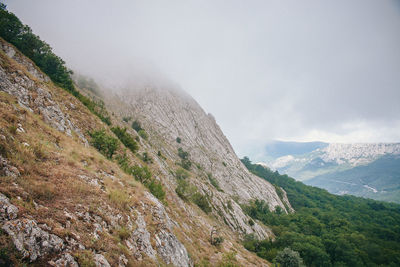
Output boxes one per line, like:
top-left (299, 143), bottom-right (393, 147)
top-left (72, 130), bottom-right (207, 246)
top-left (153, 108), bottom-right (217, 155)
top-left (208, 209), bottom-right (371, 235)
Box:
top-left (4, 0), bottom-right (400, 155)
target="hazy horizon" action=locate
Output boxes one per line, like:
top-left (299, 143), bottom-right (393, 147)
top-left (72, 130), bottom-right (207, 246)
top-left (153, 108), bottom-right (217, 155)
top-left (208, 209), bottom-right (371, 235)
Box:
top-left (4, 0), bottom-right (400, 155)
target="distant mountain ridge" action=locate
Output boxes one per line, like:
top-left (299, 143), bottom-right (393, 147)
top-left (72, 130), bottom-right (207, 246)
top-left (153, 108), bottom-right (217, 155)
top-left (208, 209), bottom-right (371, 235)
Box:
top-left (306, 154), bottom-right (400, 203)
top-left (254, 141), bottom-right (400, 203)
top-left (264, 141), bottom-right (328, 158)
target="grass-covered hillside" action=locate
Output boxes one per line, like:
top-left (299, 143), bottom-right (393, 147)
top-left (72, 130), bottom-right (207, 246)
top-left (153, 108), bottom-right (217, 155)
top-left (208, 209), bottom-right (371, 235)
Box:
top-left (0, 4), bottom-right (272, 266)
top-left (241, 157), bottom-right (400, 267)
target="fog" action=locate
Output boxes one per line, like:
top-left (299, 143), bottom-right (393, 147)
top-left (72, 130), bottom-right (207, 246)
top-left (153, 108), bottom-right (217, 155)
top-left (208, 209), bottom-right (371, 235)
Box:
top-left (4, 0), bottom-right (400, 155)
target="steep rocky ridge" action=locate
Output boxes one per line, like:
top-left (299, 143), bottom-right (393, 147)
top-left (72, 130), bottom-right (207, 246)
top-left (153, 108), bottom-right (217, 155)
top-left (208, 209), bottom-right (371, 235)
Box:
top-left (109, 87), bottom-right (294, 229)
top-left (0, 38), bottom-right (275, 266)
top-left (118, 87), bottom-right (289, 205)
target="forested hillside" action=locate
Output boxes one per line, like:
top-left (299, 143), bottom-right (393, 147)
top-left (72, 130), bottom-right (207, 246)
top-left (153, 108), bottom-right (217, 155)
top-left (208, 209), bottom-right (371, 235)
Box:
top-left (241, 157), bottom-right (400, 267)
top-left (307, 154), bottom-right (400, 203)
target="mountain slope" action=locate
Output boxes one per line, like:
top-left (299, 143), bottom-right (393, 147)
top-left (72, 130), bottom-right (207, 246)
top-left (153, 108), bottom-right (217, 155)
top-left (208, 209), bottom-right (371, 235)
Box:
top-left (0, 16), bottom-right (286, 266)
top-left (240, 157), bottom-right (400, 267)
top-left (255, 141), bottom-right (400, 203)
top-left (115, 87), bottom-right (291, 208)
top-left (102, 84), bottom-right (293, 240)
top-left (306, 154), bottom-right (400, 203)
top-left (0, 37), bottom-right (193, 266)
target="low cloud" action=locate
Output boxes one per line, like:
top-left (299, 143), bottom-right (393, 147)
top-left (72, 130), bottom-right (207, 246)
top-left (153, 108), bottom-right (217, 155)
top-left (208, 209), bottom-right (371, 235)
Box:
top-left (5, 0), bottom-right (400, 155)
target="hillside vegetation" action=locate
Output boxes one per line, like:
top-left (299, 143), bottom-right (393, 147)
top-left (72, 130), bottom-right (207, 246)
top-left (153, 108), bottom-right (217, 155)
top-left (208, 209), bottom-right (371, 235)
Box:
top-left (307, 154), bottom-right (400, 203)
top-left (241, 157), bottom-right (400, 267)
top-left (0, 5), bottom-right (274, 266)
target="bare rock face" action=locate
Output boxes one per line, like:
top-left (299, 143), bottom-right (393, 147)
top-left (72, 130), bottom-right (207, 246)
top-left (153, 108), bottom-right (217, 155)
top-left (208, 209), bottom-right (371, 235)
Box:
top-left (126, 210), bottom-right (157, 260)
top-left (2, 218), bottom-right (65, 261)
top-left (120, 87), bottom-right (289, 209)
top-left (0, 42), bottom-right (50, 82)
top-left (116, 86), bottom-right (293, 239)
top-left (0, 39), bottom-right (87, 144)
top-left (154, 229), bottom-right (192, 267)
top-left (143, 192), bottom-right (192, 267)
top-left (94, 254), bottom-right (111, 267)
top-left (0, 155), bottom-right (20, 178)
top-left (50, 253), bottom-right (79, 267)
top-left (0, 193), bottom-right (19, 221)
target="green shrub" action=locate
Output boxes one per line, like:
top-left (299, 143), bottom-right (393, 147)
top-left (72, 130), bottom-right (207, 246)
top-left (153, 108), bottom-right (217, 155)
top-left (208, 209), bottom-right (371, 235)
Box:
top-left (181, 159), bottom-right (192, 170)
top-left (74, 250), bottom-right (96, 267)
top-left (175, 179), bottom-right (191, 201)
top-left (212, 236), bottom-right (224, 247)
top-left (116, 153), bottom-right (130, 173)
top-left (131, 165), bottom-right (152, 184)
top-left (192, 192), bottom-right (212, 213)
top-left (115, 154), bottom-right (166, 202)
top-left (178, 147), bottom-right (189, 159)
top-left (178, 148), bottom-right (191, 170)
top-left (122, 116), bottom-right (131, 123)
top-left (176, 137), bottom-right (181, 143)
top-left (88, 130), bottom-right (119, 159)
top-left (176, 168), bottom-right (190, 180)
top-left (208, 173), bottom-right (222, 191)
top-left (131, 120), bottom-right (142, 132)
top-left (141, 152), bottom-right (152, 163)
top-left (111, 126), bottom-right (138, 153)
top-left (217, 252), bottom-right (239, 267)
top-left (138, 129), bottom-right (148, 140)
top-left (147, 180), bottom-right (166, 201)
top-left (75, 94), bottom-right (111, 126)
top-left (116, 226), bottom-right (130, 240)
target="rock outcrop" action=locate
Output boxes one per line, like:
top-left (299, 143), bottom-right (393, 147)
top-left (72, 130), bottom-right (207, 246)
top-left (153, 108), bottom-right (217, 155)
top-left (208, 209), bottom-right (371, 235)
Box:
top-left (113, 86), bottom-right (293, 239)
top-left (0, 39), bottom-right (87, 144)
top-left (119, 87), bottom-right (289, 209)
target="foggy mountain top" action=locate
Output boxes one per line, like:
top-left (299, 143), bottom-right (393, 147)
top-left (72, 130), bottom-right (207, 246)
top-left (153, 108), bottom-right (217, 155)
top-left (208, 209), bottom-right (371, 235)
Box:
top-left (4, 0), bottom-right (400, 155)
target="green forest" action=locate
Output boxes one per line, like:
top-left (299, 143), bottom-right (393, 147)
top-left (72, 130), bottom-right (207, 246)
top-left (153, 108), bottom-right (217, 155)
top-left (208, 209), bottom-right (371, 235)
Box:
top-left (241, 157), bottom-right (400, 266)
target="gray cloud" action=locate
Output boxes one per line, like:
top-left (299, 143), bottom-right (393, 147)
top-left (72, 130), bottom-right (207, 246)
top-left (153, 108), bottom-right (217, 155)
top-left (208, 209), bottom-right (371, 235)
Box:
top-left (5, 0), bottom-right (400, 155)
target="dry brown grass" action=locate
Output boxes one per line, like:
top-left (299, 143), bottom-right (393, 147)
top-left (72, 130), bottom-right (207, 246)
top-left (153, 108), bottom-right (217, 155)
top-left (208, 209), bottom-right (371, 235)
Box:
top-left (0, 51), bottom-right (271, 267)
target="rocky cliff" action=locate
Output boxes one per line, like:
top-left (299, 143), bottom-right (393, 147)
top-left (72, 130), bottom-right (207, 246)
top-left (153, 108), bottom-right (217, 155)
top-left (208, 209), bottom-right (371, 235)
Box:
top-left (0, 37), bottom-right (290, 266)
top-left (111, 86), bottom-right (293, 229)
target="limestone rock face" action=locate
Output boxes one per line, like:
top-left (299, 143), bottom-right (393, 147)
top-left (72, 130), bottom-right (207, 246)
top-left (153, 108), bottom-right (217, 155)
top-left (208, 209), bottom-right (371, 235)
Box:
top-left (0, 155), bottom-right (20, 178)
top-left (120, 87), bottom-right (289, 210)
top-left (94, 254), bottom-right (111, 267)
top-left (144, 193), bottom-right (192, 267)
top-left (0, 39), bottom-right (87, 144)
top-left (0, 193), bottom-right (19, 221)
top-left (126, 210), bottom-right (157, 260)
top-left (50, 253), bottom-right (79, 267)
top-left (1, 209), bottom-right (65, 262)
top-left (0, 42), bottom-right (50, 82)
top-left (115, 86), bottom-right (293, 239)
